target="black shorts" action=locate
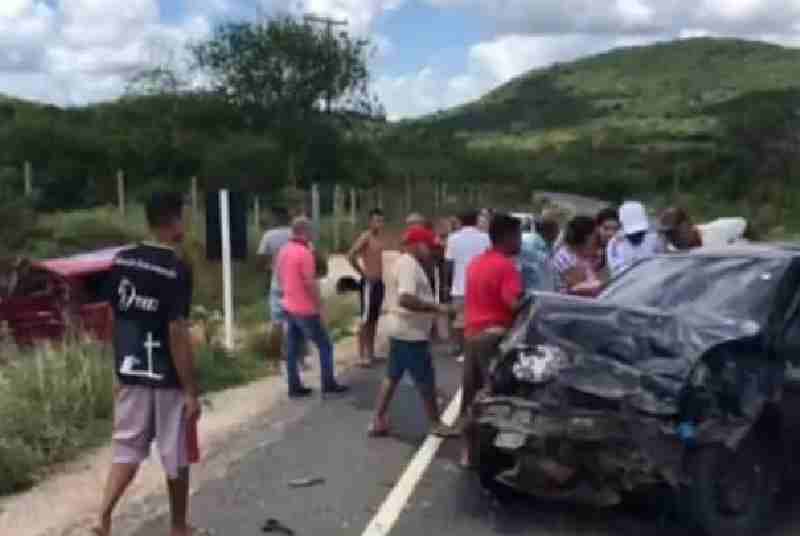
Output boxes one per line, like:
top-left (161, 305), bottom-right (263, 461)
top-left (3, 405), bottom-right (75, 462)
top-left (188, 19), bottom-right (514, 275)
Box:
top-left (360, 279), bottom-right (385, 325)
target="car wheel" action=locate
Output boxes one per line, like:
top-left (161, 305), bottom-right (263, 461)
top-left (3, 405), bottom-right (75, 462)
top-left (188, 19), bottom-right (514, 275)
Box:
top-left (475, 427), bottom-right (518, 502)
top-left (683, 439), bottom-right (777, 536)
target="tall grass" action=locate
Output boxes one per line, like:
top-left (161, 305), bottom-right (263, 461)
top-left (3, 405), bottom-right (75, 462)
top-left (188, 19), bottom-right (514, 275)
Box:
top-left (0, 339), bottom-right (113, 494)
top-left (0, 336), bottom-right (273, 496)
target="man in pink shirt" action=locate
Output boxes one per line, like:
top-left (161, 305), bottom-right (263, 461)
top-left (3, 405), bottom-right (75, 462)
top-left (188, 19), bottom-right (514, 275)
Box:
top-left (277, 217), bottom-right (349, 398)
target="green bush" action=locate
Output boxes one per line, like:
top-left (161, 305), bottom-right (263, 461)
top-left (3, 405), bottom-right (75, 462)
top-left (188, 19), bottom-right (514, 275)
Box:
top-left (0, 336), bottom-right (273, 496)
top-left (0, 339), bottom-right (114, 494)
top-left (197, 345), bottom-right (272, 393)
top-left (31, 206), bottom-right (147, 258)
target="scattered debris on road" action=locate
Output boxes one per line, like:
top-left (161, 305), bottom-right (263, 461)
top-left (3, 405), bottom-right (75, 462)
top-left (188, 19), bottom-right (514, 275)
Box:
top-left (287, 476), bottom-right (326, 488)
top-left (262, 518), bottom-right (295, 535)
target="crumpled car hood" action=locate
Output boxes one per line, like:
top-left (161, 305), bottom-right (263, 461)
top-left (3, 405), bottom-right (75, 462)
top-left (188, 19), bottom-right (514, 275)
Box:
top-left (503, 292), bottom-right (764, 415)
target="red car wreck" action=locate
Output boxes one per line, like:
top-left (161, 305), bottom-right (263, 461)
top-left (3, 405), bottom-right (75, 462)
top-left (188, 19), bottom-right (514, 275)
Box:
top-left (0, 246), bottom-right (130, 345)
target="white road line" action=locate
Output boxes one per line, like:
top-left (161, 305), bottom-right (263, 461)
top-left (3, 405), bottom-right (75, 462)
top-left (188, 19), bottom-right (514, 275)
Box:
top-left (361, 389), bottom-right (463, 536)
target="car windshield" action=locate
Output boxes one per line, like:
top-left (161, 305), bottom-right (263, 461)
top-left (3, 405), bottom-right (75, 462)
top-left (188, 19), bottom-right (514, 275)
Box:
top-left (600, 255), bottom-right (791, 322)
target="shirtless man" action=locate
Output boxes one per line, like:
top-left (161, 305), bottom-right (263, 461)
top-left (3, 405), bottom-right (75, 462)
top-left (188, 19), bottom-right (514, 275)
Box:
top-left (348, 209), bottom-right (386, 367)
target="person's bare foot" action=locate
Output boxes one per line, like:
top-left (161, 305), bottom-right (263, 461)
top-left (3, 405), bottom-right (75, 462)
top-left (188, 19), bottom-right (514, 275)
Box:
top-left (90, 517), bottom-right (110, 536)
top-left (368, 416), bottom-right (391, 437)
top-left (460, 447), bottom-right (475, 470)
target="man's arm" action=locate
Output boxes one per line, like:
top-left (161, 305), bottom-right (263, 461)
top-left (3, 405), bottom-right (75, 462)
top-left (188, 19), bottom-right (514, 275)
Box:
top-left (398, 293), bottom-right (447, 314)
top-left (169, 266), bottom-right (201, 420)
top-left (301, 249), bottom-right (322, 311)
top-left (170, 319), bottom-right (199, 398)
top-left (347, 233), bottom-right (369, 277)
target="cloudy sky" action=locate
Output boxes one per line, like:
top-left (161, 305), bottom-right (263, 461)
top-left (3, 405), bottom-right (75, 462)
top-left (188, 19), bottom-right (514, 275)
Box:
top-left (3, 1), bottom-right (800, 119)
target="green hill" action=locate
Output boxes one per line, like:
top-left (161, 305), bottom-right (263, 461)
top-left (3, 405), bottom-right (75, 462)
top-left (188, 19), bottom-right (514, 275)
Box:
top-left (402, 38), bottom-right (800, 232)
top-left (415, 38), bottom-right (800, 140)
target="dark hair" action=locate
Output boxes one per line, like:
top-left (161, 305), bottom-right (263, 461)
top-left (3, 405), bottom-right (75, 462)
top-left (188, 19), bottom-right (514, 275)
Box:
top-left (369, 208), bottom-right (384, 219)
top-left (489, 213), bottom-right (521, 246)
top-left (272, 206), bottom-right (290, 225)
top-left (564, 216), bottom-right (596, 248)
top-left (146, 192), bottom-right (184, 229)
top-left (595, 207), bottom-right (619, 226)
top-left (459, 210), bottom-right (479, 227)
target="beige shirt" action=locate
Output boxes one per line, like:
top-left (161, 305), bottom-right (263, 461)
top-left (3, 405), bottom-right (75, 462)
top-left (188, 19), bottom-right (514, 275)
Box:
top-left (387, 253), bottom-right (434, 341)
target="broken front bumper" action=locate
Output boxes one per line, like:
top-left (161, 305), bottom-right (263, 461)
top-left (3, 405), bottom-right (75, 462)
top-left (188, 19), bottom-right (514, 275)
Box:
top-left (474, 396), bottom-right (686, 504)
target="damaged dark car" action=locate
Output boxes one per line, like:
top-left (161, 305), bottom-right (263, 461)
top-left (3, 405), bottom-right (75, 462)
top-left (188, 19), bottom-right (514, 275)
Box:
top-left (475, 245), bottom-right (800, 535)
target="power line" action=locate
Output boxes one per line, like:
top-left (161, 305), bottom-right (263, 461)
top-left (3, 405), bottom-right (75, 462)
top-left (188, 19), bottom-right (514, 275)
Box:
top-left (303, 14), bottom-right (348, 113)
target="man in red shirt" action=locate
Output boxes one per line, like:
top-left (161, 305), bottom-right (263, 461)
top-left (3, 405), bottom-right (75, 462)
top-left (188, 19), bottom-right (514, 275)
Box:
top-left (436, 213), bottom-right (523, 467)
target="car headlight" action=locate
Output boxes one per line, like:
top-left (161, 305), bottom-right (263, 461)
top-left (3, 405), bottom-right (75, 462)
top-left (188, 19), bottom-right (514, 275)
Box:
top-left (512, 344), bottom-right (568, 385)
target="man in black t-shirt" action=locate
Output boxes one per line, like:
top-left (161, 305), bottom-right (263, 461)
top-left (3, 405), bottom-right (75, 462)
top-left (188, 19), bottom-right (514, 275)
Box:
top-left (95, 192), bottom-right (200, 536)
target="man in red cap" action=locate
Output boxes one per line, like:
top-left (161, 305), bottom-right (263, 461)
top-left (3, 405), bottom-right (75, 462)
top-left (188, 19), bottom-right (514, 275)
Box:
top-left (368, 225), bottom-right (452, 436)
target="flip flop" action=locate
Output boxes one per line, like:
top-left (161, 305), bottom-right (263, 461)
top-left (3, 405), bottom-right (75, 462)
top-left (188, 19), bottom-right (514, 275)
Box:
top-left (431, 423), bottom-right (461, 438)
top-left (459, 452), bottom-right (476, 470)
top-left (262, 518), bottom-right (295, 535)
top-left (368, 422), bottom-right (391, 437)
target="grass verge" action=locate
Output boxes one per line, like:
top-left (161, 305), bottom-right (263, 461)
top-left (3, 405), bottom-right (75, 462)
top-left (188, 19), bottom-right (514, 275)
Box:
top-left (0, 337), bottom-right (270, 496)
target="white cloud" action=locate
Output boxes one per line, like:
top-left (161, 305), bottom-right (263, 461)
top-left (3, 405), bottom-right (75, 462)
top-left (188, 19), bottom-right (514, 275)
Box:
top-left (424, 0), bottom-right (800, 35)
top-left (0, 0), bottom-right (212, 105)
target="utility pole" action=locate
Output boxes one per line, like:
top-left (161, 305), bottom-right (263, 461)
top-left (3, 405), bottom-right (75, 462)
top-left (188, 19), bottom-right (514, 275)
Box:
top-left (304, 14), bottom-right (348, 113)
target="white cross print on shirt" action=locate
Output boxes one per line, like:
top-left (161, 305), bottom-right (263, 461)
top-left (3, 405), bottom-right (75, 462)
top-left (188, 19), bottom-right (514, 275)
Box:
top-left (119, 331), bottom-right (165, 381)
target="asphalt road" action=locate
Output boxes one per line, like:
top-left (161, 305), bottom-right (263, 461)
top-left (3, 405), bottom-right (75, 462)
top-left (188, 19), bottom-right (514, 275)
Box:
top-left (130, 346), bottom-right (800, 536)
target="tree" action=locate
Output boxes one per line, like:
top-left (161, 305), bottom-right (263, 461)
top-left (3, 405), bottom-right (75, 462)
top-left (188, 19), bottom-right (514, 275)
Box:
top-left (192, 16), bottom-right (379, 186)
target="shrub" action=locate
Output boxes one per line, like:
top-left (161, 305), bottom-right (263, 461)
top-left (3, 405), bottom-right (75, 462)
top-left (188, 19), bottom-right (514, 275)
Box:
top-left (0, 339), bottom-right (114, 494)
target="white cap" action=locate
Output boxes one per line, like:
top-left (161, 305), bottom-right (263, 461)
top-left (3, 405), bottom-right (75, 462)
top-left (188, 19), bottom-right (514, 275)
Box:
top-left (619, 201), bottom-right (649, 235)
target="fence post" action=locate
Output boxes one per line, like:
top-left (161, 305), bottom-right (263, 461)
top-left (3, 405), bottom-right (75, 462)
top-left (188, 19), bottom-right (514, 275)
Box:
top-left (311, 183), bottom-right (321, 242)
top-left (116, 169), bottom-right (125, 216)
top-left (253, 195), bottom-right (261, 235)
top-left (404, 175), bottom-right (411, 216)
top-left (376, 186), bottom-right (383, 210)
top-left (23, 161), bottom-right (33, 197)
top-left (191, 176), bottom-right (198, 226)
top-left (350, 187), bottom-right (357, 227)
top-left (333, 184), bottom-right (341, 252)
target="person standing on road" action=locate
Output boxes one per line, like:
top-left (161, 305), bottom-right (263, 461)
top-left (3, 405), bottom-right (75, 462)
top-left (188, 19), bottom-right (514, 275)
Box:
top-left (445, 210), bottom-right (491, 357)
top-left (368, 225), bottom-right (452, 437)
top-left (519, 209), bottom-right (560, 294)
top-left (95, 192), bottom-right (200, 536)
top-left (553, 216), bottom-right (605, 297)
top-left (607, 201), bottom-right (665, 278)
top-left (347, 209), bottom-right (387, 368)
top-left (256, 207), bottom-right (308, 369)
top-left (437, 214), bottom-right (523, 467)
top-left (278, 217), bottom-right (349, 398)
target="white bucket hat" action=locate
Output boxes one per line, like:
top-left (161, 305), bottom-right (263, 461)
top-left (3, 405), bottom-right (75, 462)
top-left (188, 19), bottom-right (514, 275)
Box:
top-left (619, 201), bottom-right (649, 235)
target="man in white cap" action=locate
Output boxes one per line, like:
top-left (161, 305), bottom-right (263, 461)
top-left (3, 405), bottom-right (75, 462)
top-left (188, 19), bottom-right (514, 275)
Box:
top-left (607, 201), bottom-right (665, 278)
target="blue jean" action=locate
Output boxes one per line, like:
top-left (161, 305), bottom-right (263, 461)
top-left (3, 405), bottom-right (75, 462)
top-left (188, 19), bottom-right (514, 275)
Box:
top-left (286, 314), bottom-right (336, 391)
